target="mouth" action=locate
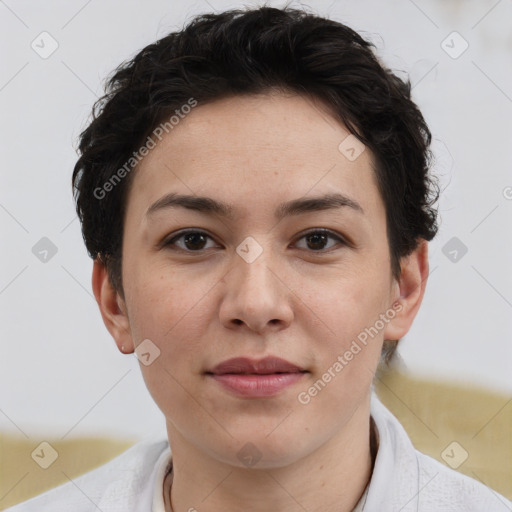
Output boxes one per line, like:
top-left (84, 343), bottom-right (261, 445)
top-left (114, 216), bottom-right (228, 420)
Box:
top-left (205, 357), bottom-right (308, 397)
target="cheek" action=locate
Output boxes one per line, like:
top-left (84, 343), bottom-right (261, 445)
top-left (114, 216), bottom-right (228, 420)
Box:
top-left (308, 265), bottom-right (390, 341)
top-left (125, 259), bottom-right (211, 337)
top-left (294, 273), bottom-right (388, 415)
top-left (298, 272), bottom-right (391, 409)
top-left (122, 264), bottom-right (208, 376)
top-left (123, 266), bottom-right (214, 419)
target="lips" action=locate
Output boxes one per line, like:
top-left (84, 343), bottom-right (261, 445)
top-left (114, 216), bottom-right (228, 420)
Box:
top-left (209, 356), bottom-right (305, 375)
top-left (206, 357), bottom-right (307, 397)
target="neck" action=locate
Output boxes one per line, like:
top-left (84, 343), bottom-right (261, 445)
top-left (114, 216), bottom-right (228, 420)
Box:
top-left (165, 395), bottom-right (375, 512)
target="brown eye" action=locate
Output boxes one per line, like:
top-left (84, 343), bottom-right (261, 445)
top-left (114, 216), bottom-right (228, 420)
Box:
top-left (164, 231), bottom-right (217, 252)
top-left (163, 228), bottom-right (346, 254)
top-left (295, 229), bottom-right (345, 252)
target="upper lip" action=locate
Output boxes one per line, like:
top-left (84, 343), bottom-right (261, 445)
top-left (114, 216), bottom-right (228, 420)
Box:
top-left (208, 357), bottom-right (306, 375)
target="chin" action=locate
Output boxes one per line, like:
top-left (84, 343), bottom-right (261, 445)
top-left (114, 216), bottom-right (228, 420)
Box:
top-left (205, 425), bottom-right (319, 470)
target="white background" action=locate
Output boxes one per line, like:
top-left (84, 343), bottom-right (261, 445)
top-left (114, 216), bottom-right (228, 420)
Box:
top-left (1, 0), bottom-right (511, 441)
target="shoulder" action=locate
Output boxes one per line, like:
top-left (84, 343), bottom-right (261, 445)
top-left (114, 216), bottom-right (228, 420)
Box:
top-left (415, 449), bottom-right (511, 511)
top-left (368, 392), bottom-right (512, 511)
top-left (4, 436), bottom-right (169, 512)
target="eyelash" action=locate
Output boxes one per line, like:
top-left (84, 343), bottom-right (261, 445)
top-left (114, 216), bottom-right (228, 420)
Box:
top-left (163, 229), bottom-right (348, 254)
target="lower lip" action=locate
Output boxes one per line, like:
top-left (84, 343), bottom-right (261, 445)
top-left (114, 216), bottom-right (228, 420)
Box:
top-left (210, 373), bottom-right (305, 397)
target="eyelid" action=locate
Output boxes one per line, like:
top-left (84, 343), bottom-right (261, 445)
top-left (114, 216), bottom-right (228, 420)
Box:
top-left (292, 228), bottom-right (351, 249)
top-left (160, 229), bottom-right (219, 251)
top-left (161, 228), bottom-right (351, 252)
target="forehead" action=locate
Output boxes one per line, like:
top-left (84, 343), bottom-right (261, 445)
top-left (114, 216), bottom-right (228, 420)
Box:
top-left (126, 92), bottom-right (383, 221)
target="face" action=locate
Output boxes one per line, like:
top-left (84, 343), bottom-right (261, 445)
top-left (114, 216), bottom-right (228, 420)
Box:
top-left (113, 92), bottom-right (406, 468)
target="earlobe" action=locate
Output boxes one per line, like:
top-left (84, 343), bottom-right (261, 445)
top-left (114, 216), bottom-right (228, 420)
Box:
top-left (91, 259), bottom-right (134, 354)
top-left (383, 240), bottom-right (429, 341)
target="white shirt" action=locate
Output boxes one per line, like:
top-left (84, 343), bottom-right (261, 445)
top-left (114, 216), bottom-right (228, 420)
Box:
top-left (6, 393), bottom-right (511, 511)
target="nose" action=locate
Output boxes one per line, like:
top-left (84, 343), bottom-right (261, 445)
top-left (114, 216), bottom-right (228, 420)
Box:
top-left (219, 245), bottom-right (294, 335)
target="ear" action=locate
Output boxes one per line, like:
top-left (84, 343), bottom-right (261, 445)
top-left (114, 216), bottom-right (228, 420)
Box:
top-left (383, 240), bottom-right (429, 341)
top-left (91, 259), bottom-right (134, 354)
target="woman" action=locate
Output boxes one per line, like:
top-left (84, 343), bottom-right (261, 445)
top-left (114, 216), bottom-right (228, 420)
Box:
top-left (7, 5), bottom-right (510, 511)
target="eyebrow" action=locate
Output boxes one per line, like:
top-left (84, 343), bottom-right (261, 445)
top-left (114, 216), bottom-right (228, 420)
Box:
top-left (146, 192), bottom-right (363, 220)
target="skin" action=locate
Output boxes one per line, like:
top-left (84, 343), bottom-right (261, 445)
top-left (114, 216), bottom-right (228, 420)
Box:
top-left (92, 91), bottom-right (429, 512)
